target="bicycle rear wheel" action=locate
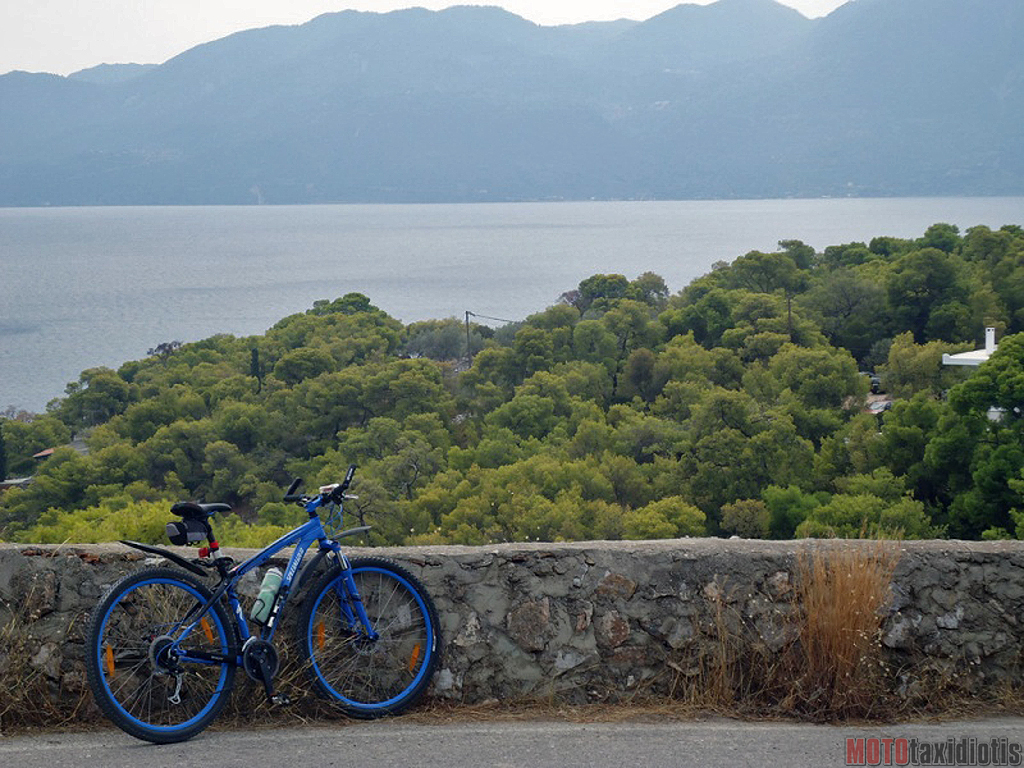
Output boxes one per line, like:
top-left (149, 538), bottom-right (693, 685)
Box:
top-left (85, 567), bottom-right (237, 743)
top-left (297, 557), bottom-right (440, 717)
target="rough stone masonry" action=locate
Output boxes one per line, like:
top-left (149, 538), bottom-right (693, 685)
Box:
top-left (0, 538), bottom-right (1022, 715)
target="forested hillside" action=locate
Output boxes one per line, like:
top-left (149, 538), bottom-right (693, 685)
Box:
top-left (4, 222), bottom-right (1024, 546)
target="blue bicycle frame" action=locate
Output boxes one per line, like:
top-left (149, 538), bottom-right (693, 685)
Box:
top-left (169, 492), bottom-right (376, 667)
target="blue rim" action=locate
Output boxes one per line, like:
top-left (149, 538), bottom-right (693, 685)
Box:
top-left (96, 576), bottom-right (232, 735)
top-left (307, 565), bottom-right (434, 710)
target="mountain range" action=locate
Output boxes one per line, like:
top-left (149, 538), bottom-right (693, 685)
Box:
top-left (1, 0), bottom-right (1022, 205)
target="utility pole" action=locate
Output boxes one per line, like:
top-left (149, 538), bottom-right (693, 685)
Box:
top-left (464, 310), bottom-right (520, 365)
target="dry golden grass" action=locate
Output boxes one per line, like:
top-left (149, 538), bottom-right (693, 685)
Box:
top-left (656, 539), bottom-right (1008, 722)
top-left (786, 539), bottom-right (902, 719)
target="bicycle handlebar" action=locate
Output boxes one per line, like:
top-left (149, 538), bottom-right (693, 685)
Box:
top-left (283, 464), bottom-right (358, 504)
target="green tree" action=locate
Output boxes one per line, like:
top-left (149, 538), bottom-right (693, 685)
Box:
top-left (576, 273), bottom-right (631, 312)
top-left (918, 223), bottom-right (961, 254)
top-left (795, 493), bottom-right (939, 539)
top-left (0, 415), bottom-right (72, 477)
top-left (23, 499), bottom-right (174, 545)
top-left (624, 497), bottom-right (705, 539)
top-left (798, 268), bottom-right (887, 361)
top-left (273, 347), bottom-right (336, 385)
top-left (820, 242), bottom-right (876, 270)
top-left (949, 333), bottom-right (1024, 419)
top-left (719, 499), bottom-right (771, 538)
top-left (878, 332), bottom-right (972, 399)
top-left (676, 390), bottom-right (815, 524)
top-left (767, 343), bottom-right (865, 410)
top-left (308, 292), bottom-right (381, 316)
top-left (572, 320), bottom-right (619, 373)
top-left (139, 420), bottom-right (218, 492)
top-left (512, 326), bottom-right (556, 377)
top-left (250, 347), bottom-right (264, 392)
top-left (618, 348), bottom-right (663, 402)
top-left (761, 485), bottom-right (823, 539)
top-left (727, 250), bottom-right (802, 295)
top-left (940, 335), bottom-right (1024, 536)
top-left (202, 440), bottom-right (256, 503)
top-left (60, 367), bottom-right (138, 428)
top-left (660, 287), bottom-right (735, 348)
top-left (405, 318), bottom-right (484, 360)
top-left (886, 248), bottom-right (971, 343)
top-left (877, 394), bottom-right (946, 504)
top-left (628, 272), bottom-right (670, 307)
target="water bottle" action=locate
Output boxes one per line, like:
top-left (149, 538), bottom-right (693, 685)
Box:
top-left (250, 567), bottom-right (283, 624)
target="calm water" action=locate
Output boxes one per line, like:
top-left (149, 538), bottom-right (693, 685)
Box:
top-left (2, 198), bottom-right (1023, 413)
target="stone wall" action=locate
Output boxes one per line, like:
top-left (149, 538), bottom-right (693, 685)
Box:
top-left (1, 539), bottom-right (1022, 719)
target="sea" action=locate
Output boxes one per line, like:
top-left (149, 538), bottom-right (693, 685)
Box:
top-left (2, 197), bottom-right (1023, 413)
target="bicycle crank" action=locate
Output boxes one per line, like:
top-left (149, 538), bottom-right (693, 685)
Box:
top-left (241, 638), bottom-right (289, 705)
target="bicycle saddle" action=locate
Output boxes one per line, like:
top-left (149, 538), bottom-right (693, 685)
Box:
top-left (171, 501), bottom-right (232, 519)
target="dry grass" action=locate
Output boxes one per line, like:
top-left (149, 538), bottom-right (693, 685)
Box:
top-left (0, 613), bottom-right (97, 734)
top-left (659, 539), bottom-right (974, 722)
top-left (663, 582), bottom-right (781, 716)
top-left (785, 539), bottom-right (902, 719)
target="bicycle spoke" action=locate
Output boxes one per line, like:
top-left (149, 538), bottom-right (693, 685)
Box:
top-left (303, 562), bottom-right (437, 712)
top-left (89, 570), bottom-right (235, 741)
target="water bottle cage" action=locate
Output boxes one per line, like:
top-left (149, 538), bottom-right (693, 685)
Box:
top-left (251, 568), bottom-right (283, 625)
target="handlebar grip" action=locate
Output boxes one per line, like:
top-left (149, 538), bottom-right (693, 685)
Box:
top-left (286, 477), bottom-right (302, 497)
top-left (283, 494), bottom-right (304, 503)
top-left (334, 464), bottom-right (358, 496)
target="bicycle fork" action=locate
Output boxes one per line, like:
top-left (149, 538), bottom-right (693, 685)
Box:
top-left (335, 566), bottom-right (379, 642)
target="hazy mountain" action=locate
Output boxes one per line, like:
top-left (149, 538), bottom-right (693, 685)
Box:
top-left (67, 63), bottom-right (159, 85)
top-left (0, 0), bottom-right (1021, 205)
top-left (608, 0), bottom-right (811, 71)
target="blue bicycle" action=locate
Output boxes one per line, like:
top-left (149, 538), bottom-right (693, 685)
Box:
top-left (84, 465), bottom-right (441, 743)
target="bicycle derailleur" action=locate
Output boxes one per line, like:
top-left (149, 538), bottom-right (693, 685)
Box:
top-left (149, 634), bottom-right (185, 705)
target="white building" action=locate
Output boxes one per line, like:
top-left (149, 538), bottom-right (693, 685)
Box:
top-left (942, 327), bottom-right (997, 367)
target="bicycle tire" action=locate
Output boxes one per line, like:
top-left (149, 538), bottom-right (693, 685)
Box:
top-left (85, 566), bottom-right (237, 743)
top-left (297, 557), bottom-right (441, 717)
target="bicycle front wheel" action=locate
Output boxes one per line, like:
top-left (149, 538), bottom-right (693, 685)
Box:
top-left (85, 567), bottom-right (237, 743)
top-left (298, 557), bottom-right (441, 717)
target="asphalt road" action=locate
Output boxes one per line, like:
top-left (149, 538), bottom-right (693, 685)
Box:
top-left (2, 718), bottom-right (1023, 768)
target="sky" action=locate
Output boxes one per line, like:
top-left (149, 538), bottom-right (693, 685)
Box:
top-left (0, 0), bottom-right (851, 76)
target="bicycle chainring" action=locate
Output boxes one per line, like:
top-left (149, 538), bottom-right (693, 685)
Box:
top-left (241, 638), bottom-right (280, 682)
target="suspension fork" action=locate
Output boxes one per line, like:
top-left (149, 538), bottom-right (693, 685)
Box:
top-left (334, 558), bottom-right (378, 641)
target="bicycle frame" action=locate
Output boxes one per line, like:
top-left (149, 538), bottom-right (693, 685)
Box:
top-left (170, 495), bottom-right (376, 668)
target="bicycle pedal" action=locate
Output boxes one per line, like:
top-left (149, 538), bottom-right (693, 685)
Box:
top-left (270, 694), bottom-right (292, 707)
